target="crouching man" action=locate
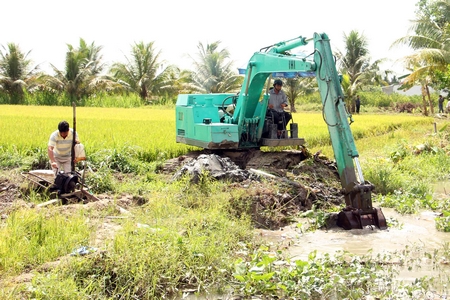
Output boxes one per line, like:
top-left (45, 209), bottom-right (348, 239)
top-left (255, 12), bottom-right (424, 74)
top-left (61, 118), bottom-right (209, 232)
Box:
top-left (48, 120), bottom-right (79, 173)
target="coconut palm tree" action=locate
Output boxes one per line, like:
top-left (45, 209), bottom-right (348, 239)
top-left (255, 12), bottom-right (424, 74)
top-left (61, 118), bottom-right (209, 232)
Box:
top-left (392, 0), bottom-right (450, 115)
top-left (358, 58), bottom-right (390, 88)
top-left (335, 30), bottom-right (371, 109)
top-left (283, 77), bottom-right (316, 113)
top-left (42, 38), bottom-right (115, 103)
top-left (109, 41), bottom-right (181, 101)
top-left (189, 41), bottom-right (243, 93)
top-left (0, 43), bottom-right (39, 104)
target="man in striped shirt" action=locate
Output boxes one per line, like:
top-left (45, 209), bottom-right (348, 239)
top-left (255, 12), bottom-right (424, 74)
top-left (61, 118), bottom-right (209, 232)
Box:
top-left (48, 120), bottom-right (79, 173)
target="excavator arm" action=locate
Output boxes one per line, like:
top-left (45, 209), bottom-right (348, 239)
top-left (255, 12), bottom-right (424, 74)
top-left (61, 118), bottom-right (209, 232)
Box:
top-left (313, 33), bottom-right (386, 229)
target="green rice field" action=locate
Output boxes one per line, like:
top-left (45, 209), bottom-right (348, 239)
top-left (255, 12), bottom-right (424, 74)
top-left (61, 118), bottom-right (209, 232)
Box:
top-left (0, 105), bottom-right (432, 161)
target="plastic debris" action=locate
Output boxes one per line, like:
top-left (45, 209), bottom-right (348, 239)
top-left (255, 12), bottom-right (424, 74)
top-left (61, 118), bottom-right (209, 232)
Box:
top-left (70, 246), bottom-right (98, 256)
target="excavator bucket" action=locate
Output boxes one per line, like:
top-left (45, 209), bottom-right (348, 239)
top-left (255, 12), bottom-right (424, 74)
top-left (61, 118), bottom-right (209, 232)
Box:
top-left (337, 207), bottom-right (387, 230)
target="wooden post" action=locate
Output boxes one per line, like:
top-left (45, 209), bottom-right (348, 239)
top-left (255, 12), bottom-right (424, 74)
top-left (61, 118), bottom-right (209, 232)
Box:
top-left (72, 102), bottom-right (76, 173)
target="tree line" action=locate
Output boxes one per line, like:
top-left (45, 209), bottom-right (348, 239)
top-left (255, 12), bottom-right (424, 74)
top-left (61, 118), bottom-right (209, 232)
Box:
top-left (0, 0), bottom-right (449, 115)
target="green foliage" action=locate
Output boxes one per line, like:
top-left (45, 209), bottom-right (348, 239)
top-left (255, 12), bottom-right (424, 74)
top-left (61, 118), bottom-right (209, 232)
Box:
top-left (390, 142), bottom-right (409, 163)
top-left (296, 90), bottom-right (423, 110)
top-left (299, 205), bottom-right (334, 231)
top-left (29, 147), bottom-right (50, 170)
top-left (0, 43), bottom-right (39, 105)
top-left (376, 190), bottom-right (423, 214)
top-left (83, 92), bottom-right (144, 108)
top-left (190, 41), bottom-right (243, 94)
top-left (95, 147), bottom-right (139, 173)
top-left (109, 41), bottom-right (183, 101)
top-left (364, 160), bottom-right (403, 195)
top-left (24, 90), bottom-right (61, 106)
top-left (0, 146), bottom-right (48, 170)
top-left (84, 166), bottom-right (115, 194)
top-left (435, 211), bottom-right (450, 232)
top-left (0, 147), bottom-right (25, 169)
top-left (364, 130), bottom-right (450, 216)
top-left (29, 274), bottom-right (88, 300)
top-left (231, 245), bottom-right (446, 299)
top-left (43, 38), bottom-right (115, 101)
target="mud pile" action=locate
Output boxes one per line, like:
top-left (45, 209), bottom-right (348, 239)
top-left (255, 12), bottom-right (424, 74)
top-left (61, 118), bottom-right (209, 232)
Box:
top-left (172, 154), bottom-right (254, 183)
top-left (167, 150), bottom-right (344, 229)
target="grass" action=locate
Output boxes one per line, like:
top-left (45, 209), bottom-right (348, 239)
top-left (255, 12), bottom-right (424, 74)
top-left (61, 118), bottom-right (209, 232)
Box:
top-left (0, 209), bottom-right (91, 276)
top-left (1, 176), bottom-right (255, 299)
top-left (0, 104), bottom-right (449, 298)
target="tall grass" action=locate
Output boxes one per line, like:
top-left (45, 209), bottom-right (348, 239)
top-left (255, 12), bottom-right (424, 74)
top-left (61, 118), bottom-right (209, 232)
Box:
top-left (0, 209), bottom-right (91, 276)
top-left (315, 119), bottom-right (450, 215)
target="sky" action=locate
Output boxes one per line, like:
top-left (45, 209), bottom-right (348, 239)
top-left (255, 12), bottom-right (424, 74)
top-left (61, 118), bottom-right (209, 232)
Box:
top-left (2, 0), bottom-right (418, 77)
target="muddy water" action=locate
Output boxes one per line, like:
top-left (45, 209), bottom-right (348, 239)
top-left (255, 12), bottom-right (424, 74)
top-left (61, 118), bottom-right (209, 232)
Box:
top-left (257, 207), bottom-right (450, 294)
top-left (259, 207), bottom-right (449, 259)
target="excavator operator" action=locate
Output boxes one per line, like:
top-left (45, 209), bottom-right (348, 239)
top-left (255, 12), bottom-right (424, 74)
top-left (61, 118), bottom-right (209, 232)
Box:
top-left (267, 79), bottom-right (292, 137)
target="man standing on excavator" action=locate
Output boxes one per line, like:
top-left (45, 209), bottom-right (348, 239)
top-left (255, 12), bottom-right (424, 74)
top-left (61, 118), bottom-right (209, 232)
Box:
top-left (268, 79), bottom-right (291, 137)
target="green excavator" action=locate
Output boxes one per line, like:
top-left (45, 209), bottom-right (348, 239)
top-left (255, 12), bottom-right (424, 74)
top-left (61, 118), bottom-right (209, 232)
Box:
top-left (175, 33), bottom-right (387, 230)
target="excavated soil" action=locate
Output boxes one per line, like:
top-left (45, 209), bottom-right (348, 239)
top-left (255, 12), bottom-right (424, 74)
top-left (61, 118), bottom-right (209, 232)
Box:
top-left (164, 149), bottom-right (344, 229)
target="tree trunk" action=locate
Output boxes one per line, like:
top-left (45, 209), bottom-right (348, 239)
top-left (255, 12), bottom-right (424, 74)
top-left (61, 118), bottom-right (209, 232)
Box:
top-left (289, 98), bottom-right (297, 113)
top-left (421, 85), bottom-right (428, 116)
top-left (425, 84), bottom-right (434, 114)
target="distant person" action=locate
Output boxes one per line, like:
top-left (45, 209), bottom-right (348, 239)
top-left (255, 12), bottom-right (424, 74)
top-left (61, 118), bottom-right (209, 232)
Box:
top-left (268, 79), bottom-right (292, 137)
top-left (355, 95), bottom-right (361, 114)
top-left (48, 120), bottom-right (79, 173)
top-left (446, 99), bottom-right (450, 113)
top-left (438, 95), bottom-right (444, 113)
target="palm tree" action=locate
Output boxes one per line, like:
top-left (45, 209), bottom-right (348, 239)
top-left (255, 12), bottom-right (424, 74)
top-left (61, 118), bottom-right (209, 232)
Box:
top-left (283, 77), bottom-right (316, 112)
top-left (392, 0), bottom-right (450, 115)
top-left (335, 30), bottom-right (371, 109)
top-left (0, 43), bottom-right (39, 104)
top-left (358, 58), bottom-right (390, 88)
top-left (42, 38), bottom-right (114, 102)
top-left (189, 41), bottom-right (242, 93)
top-left (110, 41), bottom-right (180, 101)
